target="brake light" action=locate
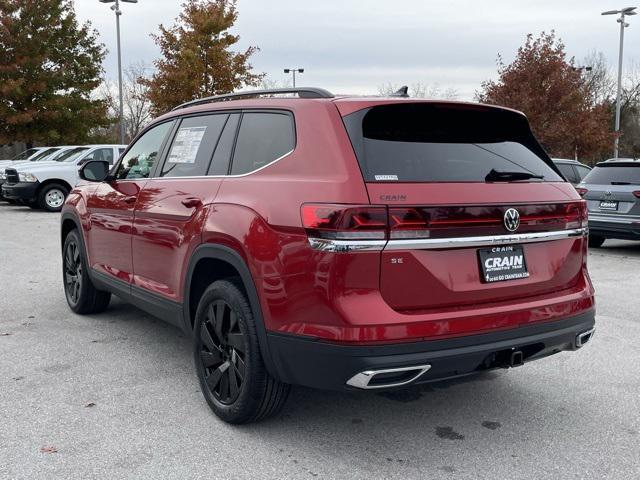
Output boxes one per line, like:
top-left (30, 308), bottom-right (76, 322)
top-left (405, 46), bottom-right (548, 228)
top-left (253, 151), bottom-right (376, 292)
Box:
top-left (301, 204), bottom-right (387, 240)
top-left (575, 187), bottom-right (588, 196)
top-left (564, 201), bottom-right (588, 229)
top-left (633, 191), bottom-right (640, 198)
top-left (388, 208), bottom-right (430, 239)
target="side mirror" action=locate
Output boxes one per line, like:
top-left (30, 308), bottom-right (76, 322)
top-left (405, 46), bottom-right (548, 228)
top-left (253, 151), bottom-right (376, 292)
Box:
top-left (79, 160), bottom-right (111, 182)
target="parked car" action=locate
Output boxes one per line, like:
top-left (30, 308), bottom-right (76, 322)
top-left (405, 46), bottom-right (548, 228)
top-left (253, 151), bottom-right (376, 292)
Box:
top-left (60, 88), bottom-right (595, 424)
top-left (552, 158), bottom-right (591, 186)
top-left (576, 158), bottom-right (640, 247)
top-left (0, 147), bottom-right (66, 202)
top-left (3, 145), bottom-right (125, 211)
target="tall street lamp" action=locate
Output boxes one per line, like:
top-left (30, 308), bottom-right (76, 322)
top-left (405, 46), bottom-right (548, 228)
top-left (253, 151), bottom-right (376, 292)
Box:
top-left (100, 0), bottom-right (138, 144)
top-left (283, 68), bottom-right (304, 88)
top-left (602, 6), bottom-right (637, 158)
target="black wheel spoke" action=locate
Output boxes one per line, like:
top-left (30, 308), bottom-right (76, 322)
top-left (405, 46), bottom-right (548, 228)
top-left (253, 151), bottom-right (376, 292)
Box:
top-left (232, 351), bottom-right (245, 381)
top-left (227, 333), bottom-right (245, 353)
top-left (200, 323), bottom-right (217, 352)
top-left (200, 350), bottom-right (222, 368)
top-left (214, 301), bottom-right (225, 343)
top-left (206, 362), bottom-right (227, 391)
top-left (219, 367), bottom-right (230, 400)
top-left (228, 361), bottom-right (239, 397)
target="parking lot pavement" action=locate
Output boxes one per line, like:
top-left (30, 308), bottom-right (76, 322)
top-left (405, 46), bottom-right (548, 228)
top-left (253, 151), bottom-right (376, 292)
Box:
top-left (0, 203), bottom-right (639, 480)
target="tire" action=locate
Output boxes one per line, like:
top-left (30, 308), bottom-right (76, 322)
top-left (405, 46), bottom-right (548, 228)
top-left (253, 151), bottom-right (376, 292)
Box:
top-left (62, 229), bottom-right (111, 314)
top-left (194, 280), bottom-right (290, 424)
top-left (588, 235), bottom-right (605, 248)
top-left (38, 183), bottom-right (69, 212)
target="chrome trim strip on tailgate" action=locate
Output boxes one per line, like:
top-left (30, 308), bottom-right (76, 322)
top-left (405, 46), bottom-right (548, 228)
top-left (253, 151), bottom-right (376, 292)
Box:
top-left (589, 214), bottom-right (640, 225)
top-left (308, 238), bottom-right (387, 252)
top-left (308, 228), bottom-right (587, 252)
top-left (384, 228), bottom-right (587, 251)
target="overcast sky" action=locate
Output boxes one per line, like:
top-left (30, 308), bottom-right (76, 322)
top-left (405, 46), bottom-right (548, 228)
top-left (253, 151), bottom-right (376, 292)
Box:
top-left (75, 0), bottom-right (639, 100)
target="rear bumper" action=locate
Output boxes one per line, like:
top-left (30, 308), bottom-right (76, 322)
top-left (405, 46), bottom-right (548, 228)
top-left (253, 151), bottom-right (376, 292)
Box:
top-left (589, 216), bottom-right (640, 240)
top-left (267, 310), bottom-right (595, 391)
top-left (1, 182), bottom-right (39, 202)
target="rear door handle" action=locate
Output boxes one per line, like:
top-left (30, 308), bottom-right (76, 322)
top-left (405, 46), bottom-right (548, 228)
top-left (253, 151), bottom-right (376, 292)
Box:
top-left (181, 198), bottom-right (202, 208)
top-left (123, 196), bottom-right (136, 204)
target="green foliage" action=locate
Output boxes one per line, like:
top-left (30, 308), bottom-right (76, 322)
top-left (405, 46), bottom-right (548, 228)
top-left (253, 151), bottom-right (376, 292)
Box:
top-left (141, 0), bottom-right (264, 115)
top-left (0, 0), bottom-right (111, 146)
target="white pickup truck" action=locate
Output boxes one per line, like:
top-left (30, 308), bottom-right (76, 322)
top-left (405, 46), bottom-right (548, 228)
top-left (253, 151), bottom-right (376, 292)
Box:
top-left (2, 144), bottom-right (126, 212)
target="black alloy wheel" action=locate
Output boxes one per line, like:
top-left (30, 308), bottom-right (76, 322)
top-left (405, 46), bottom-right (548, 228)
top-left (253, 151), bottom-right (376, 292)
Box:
top-left (64, 238), bottom-right (83, 306)
top-left (198, 299), bottom-right (247, 405)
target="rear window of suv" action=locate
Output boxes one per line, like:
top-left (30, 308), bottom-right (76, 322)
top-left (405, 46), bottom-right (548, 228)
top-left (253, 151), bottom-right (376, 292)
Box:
top-left (343, 103), bottom-right (562, 183)
top-left (582, 164), bottom-right (640, 185)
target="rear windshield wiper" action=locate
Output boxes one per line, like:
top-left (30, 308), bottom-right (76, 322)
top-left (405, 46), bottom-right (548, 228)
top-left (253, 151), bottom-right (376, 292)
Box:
top-left (485, 169), bottom-right (544, 182)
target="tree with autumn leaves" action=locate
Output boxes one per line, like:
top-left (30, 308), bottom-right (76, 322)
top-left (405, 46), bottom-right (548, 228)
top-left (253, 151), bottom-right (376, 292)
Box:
top-left (141, 0), bottom-right (263, 115)
top-left (0, 0), bottom-right (111, 147)
top-left (477, 32), bottom-right (612, 163)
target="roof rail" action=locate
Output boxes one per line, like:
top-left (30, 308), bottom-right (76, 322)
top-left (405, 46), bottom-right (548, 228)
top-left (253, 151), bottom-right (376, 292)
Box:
top-left (172, 87), bottom-right (335, 111)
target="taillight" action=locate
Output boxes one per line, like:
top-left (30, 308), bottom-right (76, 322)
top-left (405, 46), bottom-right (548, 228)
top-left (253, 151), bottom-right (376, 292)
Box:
top-left (564, 201), bottom-right (588, 229)
top-left (633, 191), bottom-right (640, 198)
top-left (575, 187), bottom-right (588, 196)
top-left (388, 208), bottom-right (430, 239)
top-left (301, 204), bottom-right (387, 240)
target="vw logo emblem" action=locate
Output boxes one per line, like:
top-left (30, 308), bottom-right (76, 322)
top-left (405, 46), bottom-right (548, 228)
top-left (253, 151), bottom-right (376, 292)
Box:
top-left (504, 208), bottom-right (520, 232)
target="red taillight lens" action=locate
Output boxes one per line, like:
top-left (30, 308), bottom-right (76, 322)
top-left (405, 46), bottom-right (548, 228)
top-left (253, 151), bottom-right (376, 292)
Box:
top-left (301, 204), bottom-right (387, 239)
top-left (388, 208), bottom-right (430, 239)
top-left (575, 187), bottom-right (588, 197)
top-left (633, 191), bottom-right (640, 198)
top-left (564, 201), bottom-right (588, 229)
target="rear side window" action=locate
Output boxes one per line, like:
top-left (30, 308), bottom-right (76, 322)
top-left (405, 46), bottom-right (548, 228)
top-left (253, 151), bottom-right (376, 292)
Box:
top-left (583, 165), bottom-right (640, 185)
top-left (556, 163), bottom-right (578, 183)
top-left (343, 103), bottom-right (562, 183)
top-left (161, 114), bottom-right (227, 177)
top-left (230, 112), bottom-right (295, 175)
top-left (575, 165), bottom-right (591, 180)
top-left (208, 113), bottom-right (240, 176)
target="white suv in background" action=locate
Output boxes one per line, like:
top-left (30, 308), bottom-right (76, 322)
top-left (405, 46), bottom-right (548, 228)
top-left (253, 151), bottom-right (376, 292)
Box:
top-left (2, 145), bottom-right (126, 212)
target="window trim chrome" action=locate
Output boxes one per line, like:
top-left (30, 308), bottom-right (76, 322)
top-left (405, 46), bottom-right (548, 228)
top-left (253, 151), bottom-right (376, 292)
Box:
top-left (307, 228), bottom-right (587, 252)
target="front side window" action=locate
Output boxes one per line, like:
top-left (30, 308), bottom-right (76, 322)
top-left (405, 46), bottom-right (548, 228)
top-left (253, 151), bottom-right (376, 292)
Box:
top-left (115, 121), bottom-right (174, 180)
top-left (161, 114), bottom-right (227, 178)
top-left (81, 148), bottom-right (114, 165)
top-left (230, 112), bottom-right (295, 175)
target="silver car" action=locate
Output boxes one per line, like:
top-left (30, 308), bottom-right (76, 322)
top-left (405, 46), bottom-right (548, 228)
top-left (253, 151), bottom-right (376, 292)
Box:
top-left (577, 158), bottom-right (640, 247)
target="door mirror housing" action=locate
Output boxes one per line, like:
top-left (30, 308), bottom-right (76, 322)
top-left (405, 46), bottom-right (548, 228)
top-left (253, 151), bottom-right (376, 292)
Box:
top-left (79, 160), bottom-right (111, 182)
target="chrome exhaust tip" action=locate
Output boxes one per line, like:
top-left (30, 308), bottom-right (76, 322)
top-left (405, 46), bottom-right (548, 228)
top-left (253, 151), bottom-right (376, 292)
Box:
top-left (576, 328), bottom-right (595, 348)
top-left (346, 364), bottom-right (432, 389)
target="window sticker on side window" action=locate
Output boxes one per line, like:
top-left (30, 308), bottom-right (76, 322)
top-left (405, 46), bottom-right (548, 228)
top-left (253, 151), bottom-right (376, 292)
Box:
top-left (374, 174), bottom-right (398, 181)
top-left (167, 126), bottom-right (207, 164)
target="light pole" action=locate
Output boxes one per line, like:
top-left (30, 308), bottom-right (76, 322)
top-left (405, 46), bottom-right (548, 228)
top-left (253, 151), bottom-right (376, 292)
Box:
top-left (602, 6), bottom-right (637, 158)
top-left (283, 68), bottom-right (304, 88)
top-left (100, 0), bottom-right (138, 144)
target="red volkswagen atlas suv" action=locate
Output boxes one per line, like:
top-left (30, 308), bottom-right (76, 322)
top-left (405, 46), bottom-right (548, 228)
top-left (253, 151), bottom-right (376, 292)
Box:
top-left (60, 87), bottom-right (595, 424)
